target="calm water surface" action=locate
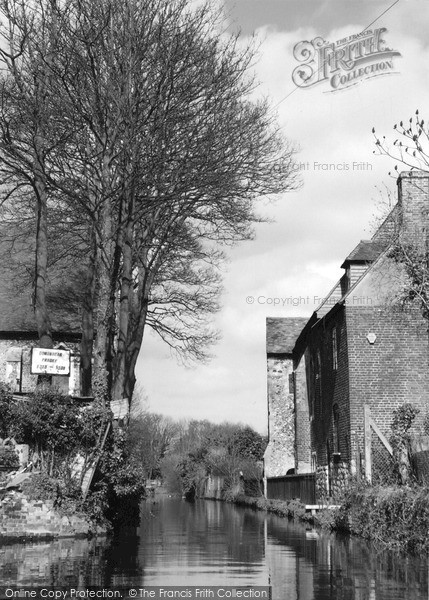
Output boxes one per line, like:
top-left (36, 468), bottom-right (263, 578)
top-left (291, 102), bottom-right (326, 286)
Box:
top-left (0, 497), bottom-right (427, 599)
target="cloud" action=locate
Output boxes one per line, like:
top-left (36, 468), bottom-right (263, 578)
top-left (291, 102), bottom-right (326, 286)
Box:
top-left (135, 2), bottom-right (429, 434)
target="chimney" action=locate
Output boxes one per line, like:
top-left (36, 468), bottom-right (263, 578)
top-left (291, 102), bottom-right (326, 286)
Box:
top-left (397, 171), bottom-right (429, 250)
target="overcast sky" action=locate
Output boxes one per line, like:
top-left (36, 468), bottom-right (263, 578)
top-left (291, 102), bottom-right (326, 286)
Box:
top-left (136, 0), bottom-right (429, 433)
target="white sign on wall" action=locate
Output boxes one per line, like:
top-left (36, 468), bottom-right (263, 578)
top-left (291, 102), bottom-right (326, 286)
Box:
top-left (31, 348), bottom-right (71, 376)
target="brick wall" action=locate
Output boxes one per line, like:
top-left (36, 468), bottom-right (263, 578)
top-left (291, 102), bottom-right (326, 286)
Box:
top-left (306, 302), bottom-right (429, 494)
top-left (264, 355), bottom-right (296, 477)
top-left (0, 490), bottom-right (104, 540)
top-left (347, 304), bottom-right (429, 459)
top-left (306, 307), bottom-right (351, 468)
top-left (398, 171), bottom-right (429, 250)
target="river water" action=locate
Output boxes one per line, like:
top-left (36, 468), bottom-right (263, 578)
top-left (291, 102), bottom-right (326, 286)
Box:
top-left (0, 497), bottom-right (427, 599)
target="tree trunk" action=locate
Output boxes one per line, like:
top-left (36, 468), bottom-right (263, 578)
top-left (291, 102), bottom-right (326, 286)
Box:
top-left (111, 212), bottom-right (134, 402)
top-left (92, 243), bottom-right (113, 402)
top-left (80, 227), bottom-right (96, 397)
top-left (122, 293), bottom-right (150, 406)
top-left (91, 150), bottom-right (115, 404)
top-left (33, 138), bottom-right (53, 350)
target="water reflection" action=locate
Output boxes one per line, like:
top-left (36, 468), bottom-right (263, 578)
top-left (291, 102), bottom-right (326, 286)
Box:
top-left (137, 498), bottom-right (266, 585)
top-left (0, 497), bottom-right (427, 599)
top-left (265, 514), bottom-right (427, 600)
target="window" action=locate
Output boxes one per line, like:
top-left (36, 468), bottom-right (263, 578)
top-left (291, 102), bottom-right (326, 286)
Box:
top-left (288, 372), bottom-right (295, 394)
top-left (316, 349), bottom-right (321, 381)
top-left (6, 347), bottom-right (22, 392)
top-left (332, 327), bottom-right (338, 370)
top-left (333, 403), bottom-right (340, 453)
top-left (308, 354), bottom-right (315, 418)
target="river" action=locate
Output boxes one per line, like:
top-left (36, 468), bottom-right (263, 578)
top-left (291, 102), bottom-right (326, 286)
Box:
top-left (0, 497), bottom-right (427, 599)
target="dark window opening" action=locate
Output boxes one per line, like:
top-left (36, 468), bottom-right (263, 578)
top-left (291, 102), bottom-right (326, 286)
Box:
top-left (332, 328), bottom-right (338, 370)
top-left (333, 403), bottom-right (340, 453)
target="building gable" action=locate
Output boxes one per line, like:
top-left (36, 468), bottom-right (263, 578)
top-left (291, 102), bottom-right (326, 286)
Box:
top-left (266, 317), bottom-right (308, 355)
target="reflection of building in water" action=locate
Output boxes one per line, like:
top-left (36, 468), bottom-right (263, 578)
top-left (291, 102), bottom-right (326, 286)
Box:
top-left (264, 516), bottom-right (316, 600)
top-left (265, 511), bottom-right (428, 600)
top-left (0, 538), bottom-right (106, 587)
top-left (1, 499), bottom-right (426, 597)
top-left (137, 498), bottom-right (266, 583)
top-left (0, 534), bottom-right (143, 588)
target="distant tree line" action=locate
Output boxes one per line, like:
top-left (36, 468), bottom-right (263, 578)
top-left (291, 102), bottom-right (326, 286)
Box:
top-left (146, 417), bottom-right (268, 499)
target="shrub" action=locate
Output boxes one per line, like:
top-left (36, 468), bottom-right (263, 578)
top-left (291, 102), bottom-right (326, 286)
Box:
top-left (390, 403), bottom-right (419, 484)
top-left (21, 472), bottom-right (81, 507)
top-left (81, 484), bottom-right (111, 526)
top-left (98, 428), bottom-right (146, 499)
top-left (329, 480), bottom-right (429, 554)
top-left (314, 506), bottom-right (342, 530)
top-left (0, 383), bottom-right (13, 438)
top-left (232, 493), bottom-right (308, 521)
top-left (9, 387), bottom-right (82, 475)
top-left (22, 472), bottom-right (62, 502)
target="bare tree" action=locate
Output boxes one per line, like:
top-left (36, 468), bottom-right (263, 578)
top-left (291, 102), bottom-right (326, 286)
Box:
top-left (127, 410), bottom-right (179, 480)
top-left (373, 112), bottom-right (429, 320)
top-left (0, 0), bottom-right (298, 404)
top-left (0, 0), bottom-right (65, 348)
top-left (373, 110), bottom-right (429, 174)
top-left (162, 419), bottom-right (266, 497)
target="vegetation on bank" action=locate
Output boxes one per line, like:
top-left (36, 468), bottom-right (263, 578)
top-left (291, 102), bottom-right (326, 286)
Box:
top-left (316, 482), bottom-right (429, 554)
top-left (0, 384), bottom-right (146, 529)
top-left (1, 384), bottom-right (267, 528)
top-left (3, 386), bottom-right (428, 554)
top-left (232, 494), bottom-right (311, 521)
top-left (320, 403), bottom-right (429, 554)
top-left (228, 483), bottom-right (429, 555)
top-left (230, 403), bottom-right (429, 556)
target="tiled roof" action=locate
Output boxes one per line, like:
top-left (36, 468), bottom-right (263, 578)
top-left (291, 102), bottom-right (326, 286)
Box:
top-left (0, 259), bottom-right (81, 335)
top-left (0, 282), bottom-right (36, 332)
top-left (341, 239), bottom-right (388, 267)
top-left (266, 317), bottom-right (308, 354)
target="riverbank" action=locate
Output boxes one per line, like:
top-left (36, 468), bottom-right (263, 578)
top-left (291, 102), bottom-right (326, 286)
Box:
top-left (231, 493), bottom-right (312, 521)
top-left (321, 482), bottom-right (429, 554)
top-left (3, 495), bottom-right (426, 599)
top-left (231, 482), bottom-right (429, 555)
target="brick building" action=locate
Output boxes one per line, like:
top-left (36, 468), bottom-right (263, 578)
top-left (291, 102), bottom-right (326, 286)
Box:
top-left (265, 171), bottom-right (429, 499)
